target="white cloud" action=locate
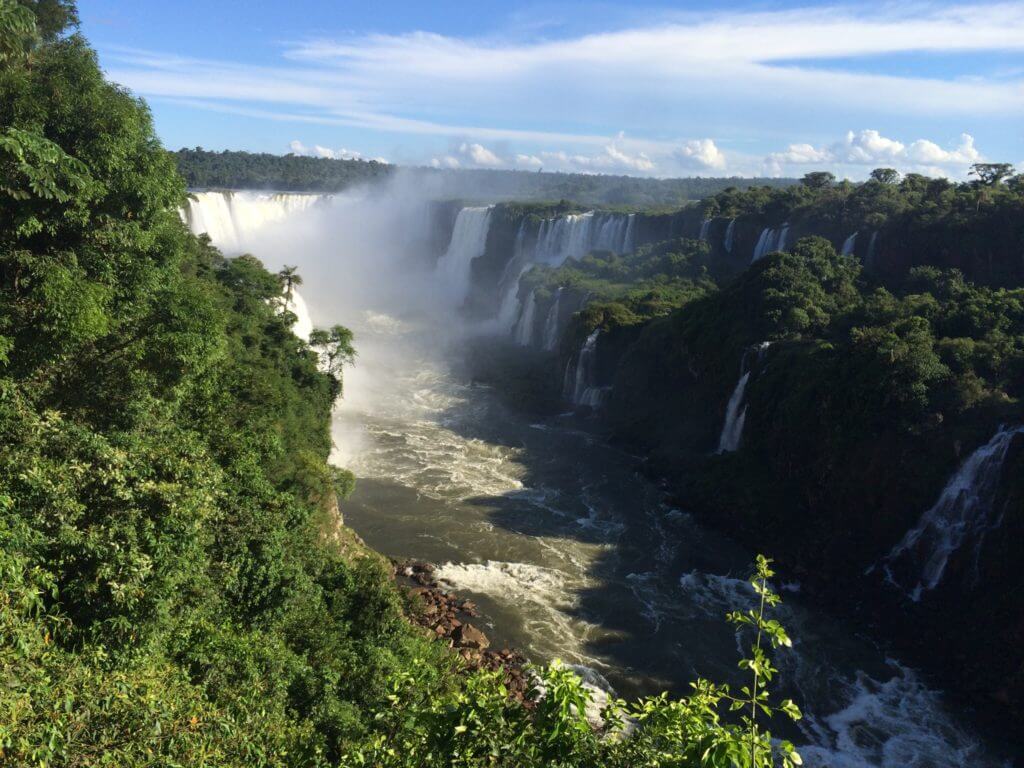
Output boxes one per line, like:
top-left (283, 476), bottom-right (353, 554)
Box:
top-left (765, 130), bottom-right (985, 177)
top-left (103, 3), bottom-right (1024, 150)
top-left (430, 155), bottom-right (461, 169)
top-left (515, 153), bottom-right (543, 169)
top-left (289, 139), bottom-right (387, 162)
top-left (460, 142), bottom-right (503, 167)
top-left (675, 139), bottom-right (726, 170)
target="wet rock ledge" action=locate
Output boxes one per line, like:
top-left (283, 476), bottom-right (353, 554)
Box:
top-left (395, 560), bottom-right (531, 704)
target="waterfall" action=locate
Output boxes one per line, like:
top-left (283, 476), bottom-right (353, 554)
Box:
top-left (882, 425), bottom-right (1024, 601)
top-left (183, 191), bottom-right (325, 253)
top-left (623, 213), bottom-right (637, 253)
top-left (776, 224), bottom-right (790, 253)
top-left (698, 219), bottom-right (712, 241)
top-left (841, 231), bottom-right (858, 256)
top-left (542, 288), bottom-right (564, 351)
top-left (717, 372), bottom-right (750, 453)
top-left (532, 211), bottom-right (633, 266)
top-left (503, 212), bottom-right (633, 337)
top-left (717, 342), bottom-right (771, 453)
top-left (435, 206), bottom-right (493, 303)
top-left (724, 219), bottom-right (736, 253)
top-left (564, 329), bottom-right (606, 407)
top-left (751, 225), bottom-right (790, 263)
top-left (514, 290), bottom-right (538, 346)
top-left (751, 228), bottom-right (772, 262)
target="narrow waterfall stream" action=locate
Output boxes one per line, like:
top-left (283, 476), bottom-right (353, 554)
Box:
top-left (184, 190), bottom-right (1013, 768)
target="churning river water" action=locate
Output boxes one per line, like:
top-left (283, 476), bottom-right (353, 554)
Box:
top-left (331, 313), bottom-right (1011, 768)
top-left (182, 190), bottom-right (1014, 768)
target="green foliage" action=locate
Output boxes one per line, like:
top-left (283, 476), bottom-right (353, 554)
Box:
top-left (1, 4), bottom-right (820, 766)
top-left (174, 147), bottom-right (796, 207)
top-left (342, 560), bottom-right (803, 768)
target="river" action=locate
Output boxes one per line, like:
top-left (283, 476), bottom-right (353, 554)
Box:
top-left (185, 189), bottom-right (1013, 768)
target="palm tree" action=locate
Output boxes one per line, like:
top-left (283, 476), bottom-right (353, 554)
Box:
top-left (277, 265), bottom-right (302, 306)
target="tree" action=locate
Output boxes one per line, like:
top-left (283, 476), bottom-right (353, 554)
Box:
top-left (869, 168), bottom-right (901, 185)
top-left (309, 324), bottom-right (356, 399)
top-left (801, 171), bottom-right (835, 189)
top-left (15, 0), bottom-right (77, 39)
top-left (969, 163), bottom-right (1015, 186)
top-left (277, 264), bottom-right (302, 305)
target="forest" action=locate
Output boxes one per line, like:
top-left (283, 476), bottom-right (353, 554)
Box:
top-left (1, 2), bottom-right (806, 765)
top-left (174, 147), bottom-right (795, 208)
top-left (510, 168), bottom-right (1024, 728)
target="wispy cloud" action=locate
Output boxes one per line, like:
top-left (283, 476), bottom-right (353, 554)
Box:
top-left (100, 2), bottom-right (1023, 177)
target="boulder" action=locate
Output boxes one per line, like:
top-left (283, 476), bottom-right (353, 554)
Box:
top-left (454, 623), bottom-right (490, 650)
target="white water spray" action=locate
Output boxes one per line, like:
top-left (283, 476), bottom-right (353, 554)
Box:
top-left (435, 206), bottom-right (493, 304)
top-left (883, 425), bottom-right (1023, 600)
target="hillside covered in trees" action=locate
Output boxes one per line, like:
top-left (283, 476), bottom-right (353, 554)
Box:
top-left (173, 147), bottom-right (796, 208)
top-left (1, 2), bottom-right (810, 765)
top-left (501, 167), bottom-right (1024, 727)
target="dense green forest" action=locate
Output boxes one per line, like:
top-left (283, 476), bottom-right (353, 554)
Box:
top-left (174, 147), bottom-right (796, 207)
top-left (518, 168), bottom-right (1024, 724)
top-left (1, 2), bottom-right (811, 765)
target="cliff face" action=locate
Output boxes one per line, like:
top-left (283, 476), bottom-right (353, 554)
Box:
top-left (576, 312), bottom-right (1024, 724)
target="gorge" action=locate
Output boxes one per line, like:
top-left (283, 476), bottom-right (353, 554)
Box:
top-left (182, 185), bottom-right (1024, 767)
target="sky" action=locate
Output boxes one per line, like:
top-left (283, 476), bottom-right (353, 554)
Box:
top-left (78, 0), bottom-right (1024, 180)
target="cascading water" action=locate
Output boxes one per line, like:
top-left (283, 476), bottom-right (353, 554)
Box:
top-left (724, 218), bottom-right (736, 253)
top-left (533, 212), bottom-right (634, 266)
top-left (698, 219), bottom-right (712, 241)
top-left (514, 290), bottom-right (538, 346)
top-left (776, 224), bottom-right (790, 253)
top-left (882, 425), bottom-right (1023, 601)
top-left (435, 206), bottom-right (493, 303)
top-left (563, 329), bottom-right (606, 407)
top-left (841, 232), bottom-right (859, 256)
top-left (717, 372), bottom-right (750, 453)
top-left (542, 288), bottom-right (565, 351)
top-left (751, 225), bottom-right (790, 263)
top-left (183, 190), bottom-right (325, 253)
top-left (503, 212), bottom-right (634, 340)
top-left (717, 342), bottom-right (770, 453)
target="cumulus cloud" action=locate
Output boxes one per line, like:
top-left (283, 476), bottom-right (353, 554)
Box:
top-left (765, 130), bottom-right (984, 177)
top-left (675, 139), bottom-right (727, 170)
top-left (289, 140), bottom-right (387, 162)
top-left (460, 142), bottom-right (503, 167)
top-left (428, 135), bottom-right (669, 175)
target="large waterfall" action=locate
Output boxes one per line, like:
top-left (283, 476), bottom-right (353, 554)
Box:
top-left (531, 212), bottom-right (635, 267)
top-left (698, 219), bottom-right (712, 241)
top-left (883, 425), bottom-right (1023, 601)
top-left (435, 206), bottom-right (494, 303)
top-left (183, 190), bottom-right (326, 253)
top-left (717, 342), bottom-right (770, 453)
top-left (724, 219), bottom-right (736, 253)
top-left (841, 232), bottom-right (858, 256)
top-left (751, 225), bottom-right (790, 263)
top-left (503, 212), bottom-right (634, 342)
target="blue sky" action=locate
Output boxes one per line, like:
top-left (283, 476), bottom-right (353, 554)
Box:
top-left (79, 1), bottom-right (1024, 179)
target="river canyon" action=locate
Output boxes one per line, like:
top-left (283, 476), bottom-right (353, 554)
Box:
top-left (183, 187), bottom-right (1017, 768)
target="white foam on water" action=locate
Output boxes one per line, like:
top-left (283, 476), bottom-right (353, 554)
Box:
top-left (434, 560), bottom-right (605, 667)
top-left (798, 663), bottom-right (1003, 768)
